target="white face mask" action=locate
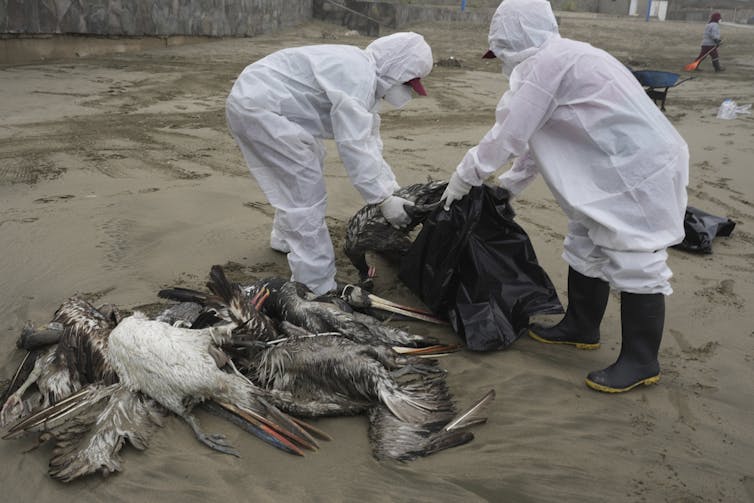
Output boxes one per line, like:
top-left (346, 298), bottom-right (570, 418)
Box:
top-left (383, 84), bottom-right (413, 109)
top-left (500, 46), bottom-right (539, 80)
top-left (501, 59), bottom-right (514, 80)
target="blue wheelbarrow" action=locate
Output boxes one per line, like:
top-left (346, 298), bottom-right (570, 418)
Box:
top-left (631, 70), bottom-right (694, 111)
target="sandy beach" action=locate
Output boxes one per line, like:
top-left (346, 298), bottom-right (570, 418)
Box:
top-left (1, 13), bottom-right (753, 502)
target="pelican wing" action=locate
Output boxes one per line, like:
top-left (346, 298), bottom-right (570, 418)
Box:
top-left (368, 404), bottom-right (472, 461)
top-left (46, 384), bottom-right (166, 482)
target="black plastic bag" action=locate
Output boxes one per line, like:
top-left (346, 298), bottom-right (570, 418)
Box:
top-left (399, 185), bottom-right (563, 352)
top-left (673, 206), bottom-right (736, 254)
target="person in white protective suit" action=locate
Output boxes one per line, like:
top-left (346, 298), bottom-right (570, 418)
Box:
top-left (440, 0), bottom-right (689, 393)
top-left (226, 33), bottom-right (433, 295)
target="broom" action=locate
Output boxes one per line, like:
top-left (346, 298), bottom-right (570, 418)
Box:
top-left (684, 43), bottom-right (721, 72)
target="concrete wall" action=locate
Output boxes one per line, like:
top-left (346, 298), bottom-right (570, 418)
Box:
top-left (313, 0), bottom-right (496, 34)
top-left (0, 0), bottom-right (312, 37)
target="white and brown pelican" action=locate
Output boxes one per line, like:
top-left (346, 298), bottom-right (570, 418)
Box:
top-left (344, 180), bottom-right (447, 289)
top-left (103, 286), bottom-right (318, 458)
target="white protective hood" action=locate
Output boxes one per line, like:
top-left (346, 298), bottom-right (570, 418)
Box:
top-left (488, 0), bottom-right (559, 77)
top-left (366, 32), bottom-right (433, 102)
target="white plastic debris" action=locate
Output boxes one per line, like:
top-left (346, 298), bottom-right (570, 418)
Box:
top-left (716, 99), bottom-right (752, 120)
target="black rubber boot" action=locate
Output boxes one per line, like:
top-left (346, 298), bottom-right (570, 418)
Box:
top-left (585, 292), bottom-right (664, 393)
top-left (528, 267), bottom-right (609, 350)
top-left (712, 59), bottom-right (725, 72)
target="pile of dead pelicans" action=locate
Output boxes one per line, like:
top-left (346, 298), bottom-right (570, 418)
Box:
top-left (0, 265), bottom-right (493, 482)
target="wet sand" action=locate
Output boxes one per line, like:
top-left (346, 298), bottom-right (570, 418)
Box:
top-left (1, 14), bottom-right (753, 502)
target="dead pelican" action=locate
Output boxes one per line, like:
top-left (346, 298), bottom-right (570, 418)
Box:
top-left (344, 180), bottom-right (447, 289)
top-left (249, 277), bottom-right (443, 348)
top-left (105, 307), bottom-right (317, 457)
top-left (249, 333), bottom-right (493, 460)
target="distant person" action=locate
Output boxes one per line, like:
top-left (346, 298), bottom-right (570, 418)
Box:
top-left (441, 0), bottom-right (689, 393)
top-left (697, 12), bottom-right (724, 72)
top-left (226, 33), bottom-right (432, 295)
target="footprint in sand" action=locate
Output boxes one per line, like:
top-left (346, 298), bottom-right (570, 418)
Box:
top-left (669, 329), bottom-right (721, 363)
top-left (243, 201), bottom-right (275, 217)
top-left (693, 279), bottom-right (743, 309)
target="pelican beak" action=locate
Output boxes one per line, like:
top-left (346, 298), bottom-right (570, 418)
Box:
top-left (257, 397), bottom-right (320, 449)
top-left (391, 344), bottom-right (463, 356)
top-left (213, 400), bottom-right (322, 455)
top-left (251, 288), bottom-right (270, 311)
top-left (341, 285), bottom-right (447, 325)
top-left (209, 401), bottom-right (306, 456)
top-left (290, 416), bottom-right (333, 442)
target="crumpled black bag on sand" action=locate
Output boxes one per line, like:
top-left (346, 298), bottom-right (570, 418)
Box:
top-left (399, 185), bottom-right (563, 352)
top-left (673, 206), bottom-right (736, 254)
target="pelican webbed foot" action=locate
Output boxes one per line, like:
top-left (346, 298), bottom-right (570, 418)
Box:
top-left (1, 393), bottom-right (28, 428)
top-left (182, 412), bottom-right (240, 457)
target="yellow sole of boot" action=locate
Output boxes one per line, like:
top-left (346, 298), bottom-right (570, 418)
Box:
top-left (585, 374), bottom-right (661, 393)
top-left (528, 330), bottom-right (600, 350)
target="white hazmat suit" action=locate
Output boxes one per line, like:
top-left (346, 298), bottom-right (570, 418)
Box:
top-left (444, 0), bottom-right (688, 295)
top-left (226, 33), bottom-right (433, 295)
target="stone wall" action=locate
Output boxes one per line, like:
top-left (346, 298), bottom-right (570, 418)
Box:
top-left (0, 0), bottom-right (312, 37)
